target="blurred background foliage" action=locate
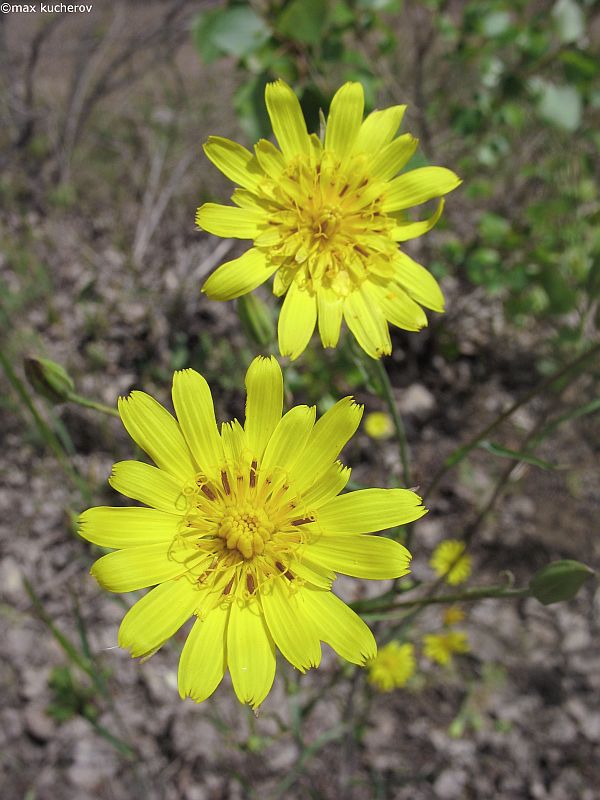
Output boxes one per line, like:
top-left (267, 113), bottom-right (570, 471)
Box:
top-left (192, 0), bottom-right (600, 361)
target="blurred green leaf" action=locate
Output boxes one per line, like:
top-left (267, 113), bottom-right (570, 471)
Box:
top-left (276, 0), bottom-right (329, 45)
top-left (533, 79), bottom-right (582, 131)
top-left (530, 559), bottom-right (594, 605)
top-left (478, 440), bottom-right (557, 470)
top-left (552, 0), bottom-right (585, 44)
top-left (481, 11), bottom-right (511, 38)
top-left (194, 6), bottom-right (271, 62)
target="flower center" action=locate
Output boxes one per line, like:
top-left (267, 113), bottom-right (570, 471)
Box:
top-left (216, 504), bottom-right (275, 560)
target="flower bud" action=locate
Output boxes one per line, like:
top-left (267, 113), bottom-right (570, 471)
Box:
top-left (236, 294), bottom-right (275, 347)
top-left (530, 559), bottom-right (594, 606)
top-left (24, 356), bottom-right (75, 404)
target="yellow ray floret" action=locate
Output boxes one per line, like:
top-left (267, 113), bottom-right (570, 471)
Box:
top-left (79, 356), bottom-right (428, 708)
top-left (196, 80), bottom-right (461, 360)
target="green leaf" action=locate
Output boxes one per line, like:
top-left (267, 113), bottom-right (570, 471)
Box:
top-left (276, 0), bottom-right (329, 46)
top-left (530, 560), bottom-right (594, 605)
top-left (194, 6), bottom-right (270, 61)
top-left (532, 79), bottom-right (582, 131)
top-left (478, 440), bottom-right (557, 470)
top-left (481, 11), bottom-right (511, 38)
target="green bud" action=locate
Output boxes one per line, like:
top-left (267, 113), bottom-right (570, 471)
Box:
top-left (530, 559), bottom-right (595, 606)
top-left (237, 294), bottom-right (275, 347)
top-left (24, 356), bottom-right (75, 404)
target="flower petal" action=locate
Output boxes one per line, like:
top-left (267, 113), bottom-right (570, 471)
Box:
top-left (318, 488), bottom-right (427, 533)
top-left (109, 461), bottom-right (187, 513)
top-left (265, 80), bottom-right (311, 160)
top-left (90, 543), bottom-right (187, 592)
top-left (118, 392), bottom-right (196, 483)
top-left (290, 397), bottom-right (363, 493)
top-left (202, 248), bottom-right (277, 301)
top-left (370, 134), bottom-right (419, 181)
top-left (227, 598), bottom-right (276, 708)
top-left (300, 589), bottom-right (376, 664)
top-left (395, 253), bottom-right (445, 312)
top-left (196, 203), bottom-right (263, 239)
top-left (301, 462), bottom-right (351, 508)
top-left (244, 355), bottom-right (284, 461)
top-left (203, 136), bottom-right (261, 190)
top-left (308, 534), bottom-right (411, 580)
top-left (178, 605), bottom-right (229, 702)
top-left (118, 578), bottom-right (200, 658)
top-left (355, 105), bottom-right (406, 154)
top-left (370, 282), bottom-right (428, 331)
top-left (325, 82), bottom-right (364, 161)
top-left (343, 287), bottom-right (391, 359)
top-left (382, 167), bottom-right (461, 212)
top-left (261, 579), bottom-right (321, 672)
top-left (317, 290), bottom-right (343, 348)
top-left (391, 199), bottom-right (445, 241)
top-left (260, 405), bottom-right (316, 478)
top-left (79, 506), bottom-right (181, 548)
top-left (278, 281), bottom-right (317, 360)
top-left (172, 369), bottom-right (225, 477)
top-left (254, 138), bottom-right (286, 178)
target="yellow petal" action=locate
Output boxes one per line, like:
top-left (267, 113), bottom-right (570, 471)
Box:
top-left (109, 461), bottom-right (186, 514)
top-left (261, 579), bottom-right (321, 672)
top-left (118, 392), bottom-right (196, 483)
top-left (195, 203), bottom-right (263, 239)
top-left (90, 543), bottom-right (186, 592)
top-left (118, 578), bottom-right (200, 658)
top-left (79, 506), bottom-right (180, 548)
top-left (317, 290), bottom-right (343, 348)
top-left (343, 287), bottom-right (391, 359)
top-left (287, 557), bottom-right (335, 589)
top-left (355, 105), bottom-right (406, 154)
top-left (300, 589), bottom-right (376, 664)
top-left (178, 605), bottom-right (229, 702)
top-left (308, 534), bottom-right (411, 580)
top-left (317, 488), bottom-right (427, 533)
top-left (227, 599), bottom-right (276, 708)
top-left (300, 462), bottom-right (351, 508)
top-left (202, 248), bottom-right (276, 301)
top-left (203, 136), bottom-right (261, 190)
top-left (265, 80), bottom-right (311, 160)
top-left (278, 281), bottom-right (317, 360)
top-left (395, 252), bottom-right (445, 312)
top-left (244, 356), bottom-right (283, 460)
top-left (220, 419), bottom-right (247, 471)
top-left (172, 369), bottom-right (224, 477)
top-left (371, 282), bottom-right (428, 331)
top-left (370, 134), bottom-right (418, 181)
top-left (290, 397), bottom-right (363, 493)
top-left (260, 405), bottom-right (316, 477)
top-left (325, 82), bottom-right (364, 160)
top-left (391, 199), bottom-right (445, 241)
top-left (382, 167), bottom-right (461, 212)
top-left (254, 138), bottom-right (286, 178)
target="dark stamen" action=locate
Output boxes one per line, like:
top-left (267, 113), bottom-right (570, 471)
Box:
top-left (223, 578), bottom-right (234, 596)
top-left (249, 459), bottom-right (257, 488)
top-left (221, 470), bottom-right (231, 496)
top-left (246, 574), bottom-right (255, 594)
top-left (201, 485), bottom-right (216, 501)
top-left (291, 517), bottom-right (314, 526)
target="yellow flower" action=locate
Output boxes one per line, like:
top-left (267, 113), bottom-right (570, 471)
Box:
top-left (197, 80), bottom-right (461, 360)
top-left (364, 411), bottom-right (394, 440)
top-left (367, 641), bottom-right (415, 692)
top-left (423, 632), bottom-right (470, 665)
top-left (442, 605), bottom-right (465, 627)
top-left (79, 356), bottom-right (427, 709)
top-left (430, 539), bottom-right (472, 585)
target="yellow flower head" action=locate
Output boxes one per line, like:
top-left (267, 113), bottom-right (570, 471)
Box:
top-left (79, 356), bottom-right (427, 709)
top-left (430, 539), bottom-right (472, 585)
top-left (423, 631), bottom-right (470, 665)
top-left (364, 411), bottom-right (394, 440)
top-left (442, 605), bottom-right (466, 627)
top-left (197, 80), bottom-right (461, 360)
top-left (367, 641), bottom-right (416, 692)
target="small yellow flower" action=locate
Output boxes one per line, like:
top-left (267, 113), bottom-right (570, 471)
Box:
top-left (368, 641), bottom-right (416, 692)
top-left (423, 632), bottom-right (470, 665)
top-left (442, 605), bottom-right (465, 627)
top-left (197, 80), bottom-right (461, 360)
top-left (364, 411), bottom-right (394, 440)
top-left (430, 539), bottom-right (472, 585)
top-left (79, 356), bottom-right (428, 708)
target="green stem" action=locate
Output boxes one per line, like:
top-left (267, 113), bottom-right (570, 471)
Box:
top-left (373, 358), bottom-right (411, 487)
top-left (355, 584), bottom-right (530, 620)
top-left (67, 391), bottom-right (120, 418)
top-left (424, 341), bottom-right (600, 501)
top-left (0, 351), bottom-right (91, 502)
